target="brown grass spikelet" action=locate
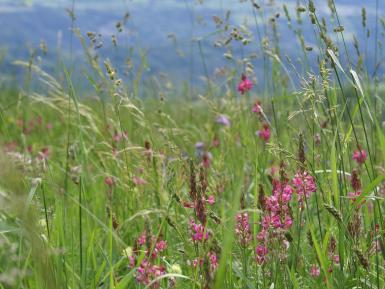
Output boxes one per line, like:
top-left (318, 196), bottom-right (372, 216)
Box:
top-left (354, 248), bottom-right (369, 270)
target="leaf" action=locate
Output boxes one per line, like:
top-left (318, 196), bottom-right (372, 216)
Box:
top-left (114, 269), bottom-right (135, 289)
top-left (24, 179), bottom-right (41, 214)
top-left (331, 132), bottom-right (339, 206)
top-left (327, 49), bottom-right (344, 73)
top-left (310, 225), bottom-right (331, 289)
top-left (350, 69), bottom-right (373, 123)
top-left (354, 174), bottom-right (385, 207)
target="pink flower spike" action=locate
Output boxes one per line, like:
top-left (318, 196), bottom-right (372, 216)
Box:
top-left (207, 195), bottom-right (215, 205)
top-left (133, 176), bottom-right (147, 186)
top-left (208, 252), bottom-right (218, 270)
top-left (310, 265), bottom-right (320, 278)
top-left (189, 219), bottom-right (209, 242)
top-left (256, 123), bottom-right (270, 142)
top-left (352, 149), bottom-right (367, 165)
top-left (252, 101), bottom-right (262, 114)
top-left (38, 147), bottom-right (50, 160)
top-left (333, 255), bottom-right (340, 264)
top-left (104, 176), bottom-right (114, 187)
top-left (138, 232), bottom-right (146, 246)
top-left (155, 240), bottom-right (167, 252)
top-left (292, 171), bottom-right (317, 202)
top-left (235, 212), bottom-right (252, 246)
top-left (255, 245), bottom-right (268, 265)
top-left (238, 74), bottom-right (253, 94)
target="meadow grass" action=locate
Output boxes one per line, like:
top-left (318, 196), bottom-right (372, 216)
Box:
top-left (0, 0), bottom-right (385, 288)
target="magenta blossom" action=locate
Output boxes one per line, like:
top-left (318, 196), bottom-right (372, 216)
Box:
top-left (208, 252), bottom-right (218, 270)
top-left (238, 74), bottom-right (253, 94)
top-left (206, 195), bottom-right (215, 205)
top-left (255, 245), bottom-right (268, 265)
top-left (347, 191), bottom-right (362, 202)
top-left (252, 101), bottom-right (262, 115)
top-left (235, 212), bottom-right (252, 247)
top-left (310, 265), bottom-right (320, 278)
top-left (104, 176), bottom-right (114, 187)
top-left (202, 152), bottom-right (212, 168)
top-left (135, 260), bottom-right (165, 288)
top-left (256, 123), bottom-right (271, 142)
top-left (190, 219), bottom-right (209, 242)
top-left (292, 171), bottom-right (317, 202)
top-left (333, 255), bottom-right (340, 264)
top-left (155, 240), bottom-right (167, 251)
top-left (352, 149), bottom-right (367, 165)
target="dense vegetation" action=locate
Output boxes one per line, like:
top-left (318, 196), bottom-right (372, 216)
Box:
top-left (1, 0), bottom-right (385, 288)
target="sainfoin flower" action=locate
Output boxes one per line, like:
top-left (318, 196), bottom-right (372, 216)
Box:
top-left (104, 176), bottom-right (114, 187)
top-left (252, 101), bottom-right (262, 115)
top-left (38, 147), bottom-right (50, 160)
top-left (292, 171), bottom-right (317, 202)
top-left (255, 245), bottom-right (268, 264)
top-left (206, 195), bottom-right (215, 205)
top-left (235, 212), bottom-right (252, 247)
top-left (238, 74), bottom-right (253, 94)
top-left (133, 176), bottom-right (147, 186)
top-left (256, 123), bottom-right (271, 142)
top-left (135, 260), bottom-right (165, 288)
top-left (192, 252), bottom-right (218, 271)
top-left (202, 152), bottom-right (212, 168)
top-left (352, 148), bottom-right (367, 165)
top-left (310, 265), bottom-right (320, 277)
top-left (255, 178), bottom-right (294, 265)
top-left (208, 252), bottom-right (218, 270)
top-left (190, 219), bottom-right (209, 242)
top-left (130, 233), bottom-right (168, 288)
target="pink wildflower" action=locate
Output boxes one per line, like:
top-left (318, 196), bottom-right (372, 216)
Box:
top-left (138, 232), bottom-right (147, 246)
top-left (113, 133), bottom-right (122, 143)
top-left (206, 195), bottom-right (215, 205)
top-left (333, 255), bottom-right (340, 264)
top-left (348, 191), bottom-right (361, 202)
top-left (190, 219), bottom-right (209, 242)
top-left (104, 176), bottom-right (114, 187)
top-left (133, 176), bottom-right (147, 186)
top-left (235, 212), bottom-right (252, 247)
top-left (310, 265), bottom-right (320, 278)
top-left (155, 240), bottom-right (167, 251)
top-left (255, 245), bottom-right (268, 265)
top-left (256, 123), bottom-right (271, 142)
top-left (252, 101), bottom-right (262, 115)
top-left (238, 74), bottom-right (253, 94)
top-left (38, 147), bottom-right (50, 161)
top-left (256, 229), bottom-right (268, 242)
top-left (208, 252), bottom-right (218, 270)
top-left (192, 258), bottom-right (203, 268)
top-left (136, 260), bottom-right (165, 289)
top-left (292, 171), bottom-right (317, 202)
top-left (352, 148), bottom-right (367, 165)
top-left (202, 152), bottom-right (212, 168)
